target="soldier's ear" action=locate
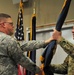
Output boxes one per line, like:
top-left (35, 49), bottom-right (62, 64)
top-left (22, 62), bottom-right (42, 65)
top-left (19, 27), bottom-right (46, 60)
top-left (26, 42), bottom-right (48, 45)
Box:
top-left (0, 22), bottom-right (6, 28)
top-left (2, 23), bottom-right (5, 27)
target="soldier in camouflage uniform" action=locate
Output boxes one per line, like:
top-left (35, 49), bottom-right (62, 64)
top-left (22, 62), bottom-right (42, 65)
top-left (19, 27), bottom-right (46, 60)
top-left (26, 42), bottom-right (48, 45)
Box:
top-left (46, 28), bottom-right (74, 75)
top-left (0, 13), bottom-right (53, 75)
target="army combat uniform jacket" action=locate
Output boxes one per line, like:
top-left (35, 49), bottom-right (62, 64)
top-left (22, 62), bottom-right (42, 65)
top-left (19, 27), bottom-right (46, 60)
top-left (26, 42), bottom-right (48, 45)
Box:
top-left (0, 32), bottom-right (47, 75)
top-left (50, 37), bottom-right (74, 75)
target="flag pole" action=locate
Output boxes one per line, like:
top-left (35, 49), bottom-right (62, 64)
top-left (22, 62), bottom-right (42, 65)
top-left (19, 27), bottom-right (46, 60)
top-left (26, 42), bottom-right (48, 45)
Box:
top-left (26, 1), bottom-right (36, 75)
top-left (15, 0), bottom-right (26, 75)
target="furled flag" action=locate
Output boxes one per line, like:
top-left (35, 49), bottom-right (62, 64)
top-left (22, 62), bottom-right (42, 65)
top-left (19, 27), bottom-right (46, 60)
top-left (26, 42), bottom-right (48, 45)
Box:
top-left (40, 0), bottom-right (72, 75)
top-left (15, 0), bottom-right (26, 75)
top-left (26, 2), bottom-right (36, 75)
top-left (15, 0), bottom-right (24, 41)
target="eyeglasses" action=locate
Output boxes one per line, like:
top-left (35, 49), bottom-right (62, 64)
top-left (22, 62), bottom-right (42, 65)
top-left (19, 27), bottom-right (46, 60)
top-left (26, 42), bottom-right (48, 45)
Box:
top-left (4, 22), bottom-right (13, 26)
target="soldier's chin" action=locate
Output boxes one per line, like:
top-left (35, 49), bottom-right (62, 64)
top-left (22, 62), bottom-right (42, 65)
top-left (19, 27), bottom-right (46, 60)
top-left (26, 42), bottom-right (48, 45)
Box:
top-left (9, 32), bottom-right (13, 36)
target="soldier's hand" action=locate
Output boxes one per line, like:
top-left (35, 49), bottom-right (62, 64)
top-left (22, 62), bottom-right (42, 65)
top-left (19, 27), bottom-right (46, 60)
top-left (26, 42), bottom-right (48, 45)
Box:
top-left (52, 28), bottom-right (61, 40)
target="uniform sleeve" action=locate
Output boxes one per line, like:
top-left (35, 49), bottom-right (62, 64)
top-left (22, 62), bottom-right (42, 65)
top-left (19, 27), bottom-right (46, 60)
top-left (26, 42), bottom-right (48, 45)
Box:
top-left (58, 37), bottom-right (74, 58)
top-left (7, 39), bottom-right (41, 74)
top-left (49, 55), bottom-right (69, 74)
top-left (19, 40), bottom-right (47, 52)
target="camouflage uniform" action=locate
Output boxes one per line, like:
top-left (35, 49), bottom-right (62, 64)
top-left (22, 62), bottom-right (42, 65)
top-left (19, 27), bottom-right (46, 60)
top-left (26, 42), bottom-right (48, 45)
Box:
top-left (0, 32), bottom-right (47, 75)
top-left (50, 37), bottom-right (74, 75)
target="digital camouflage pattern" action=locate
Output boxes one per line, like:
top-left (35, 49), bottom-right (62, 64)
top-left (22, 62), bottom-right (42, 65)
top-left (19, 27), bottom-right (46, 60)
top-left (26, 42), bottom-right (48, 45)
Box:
top-left (0, 32), bottom-right (46, 75)
top-left (50, 37), bottom-right (74, 75)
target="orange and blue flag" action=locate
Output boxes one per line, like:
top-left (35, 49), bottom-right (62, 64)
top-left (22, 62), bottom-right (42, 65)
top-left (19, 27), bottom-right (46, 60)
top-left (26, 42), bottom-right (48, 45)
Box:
top-left (40, 0), bottom-right (72, 75)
